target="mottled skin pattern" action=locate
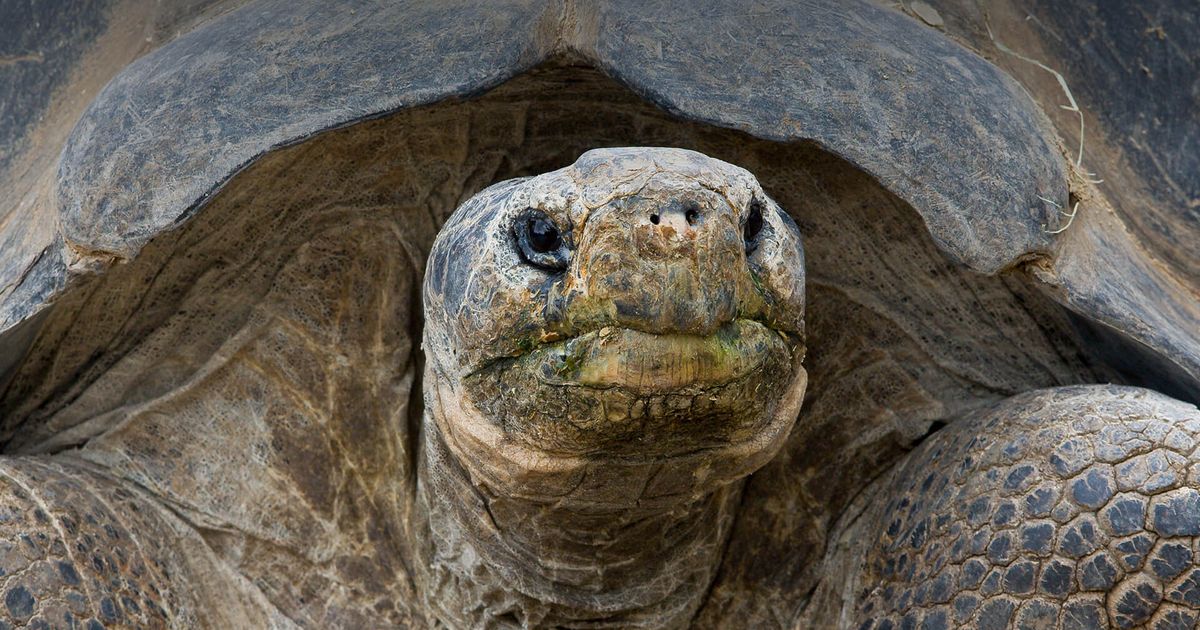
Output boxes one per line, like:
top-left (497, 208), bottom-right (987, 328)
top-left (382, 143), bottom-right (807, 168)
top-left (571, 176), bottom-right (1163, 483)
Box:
top-left (0, 146), bottom-right (1197, 629)
top-left (840, 386), bottom-right (1200, 630)
top-left (418, 148), bottom-right (807, 627)
top-left (0, 458), bottom-right (177, 629)
top-left (0, 455), bottom-right (303, 629)
top-left (414, 149), bottom-right (1200, 628)
top-left (1, 217), bottom-right (418, 628)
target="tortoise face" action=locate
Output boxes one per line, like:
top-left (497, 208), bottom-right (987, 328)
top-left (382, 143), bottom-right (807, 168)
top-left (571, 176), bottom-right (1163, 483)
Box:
top-left (424, 148), bottom-right (806, 477)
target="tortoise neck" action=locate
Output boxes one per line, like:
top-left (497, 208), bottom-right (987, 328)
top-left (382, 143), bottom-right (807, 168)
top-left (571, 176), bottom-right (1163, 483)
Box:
top-left (416, 408), bottom-right (741, 628)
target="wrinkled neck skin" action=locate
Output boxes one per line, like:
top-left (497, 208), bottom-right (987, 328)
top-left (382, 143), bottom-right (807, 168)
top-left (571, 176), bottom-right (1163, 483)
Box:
top-left (412, 148), bottom-right (809, 627)
top-left (415, 358), bottom-right (806, 628)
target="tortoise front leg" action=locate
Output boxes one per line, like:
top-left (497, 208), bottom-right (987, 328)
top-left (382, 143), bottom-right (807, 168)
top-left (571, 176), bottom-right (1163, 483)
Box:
top-left (0, 456), bottom-right (289, 629)
top-left (846, 385), bottom-right (1200, 629)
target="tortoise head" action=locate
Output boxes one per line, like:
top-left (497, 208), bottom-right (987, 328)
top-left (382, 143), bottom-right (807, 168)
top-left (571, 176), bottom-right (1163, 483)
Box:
top-left (423, 147), bottom-right (806, 503)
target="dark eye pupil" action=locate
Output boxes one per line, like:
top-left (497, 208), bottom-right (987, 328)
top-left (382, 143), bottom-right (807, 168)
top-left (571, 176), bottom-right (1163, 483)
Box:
top-left (514, 209), bottom-right (570, 271)
top-left (528, 216), bottom-right (562, 253)
top-left (744, 200), bottom-right (764, 244)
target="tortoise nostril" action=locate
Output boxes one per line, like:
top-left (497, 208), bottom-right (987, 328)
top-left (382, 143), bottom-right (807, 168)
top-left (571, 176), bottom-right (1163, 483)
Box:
top-left (744, 199), bottom-right (764, 249)
top-left (650, 213), bottom-right (660, 225)
top-left (684, 204), bottom-right (700, 225)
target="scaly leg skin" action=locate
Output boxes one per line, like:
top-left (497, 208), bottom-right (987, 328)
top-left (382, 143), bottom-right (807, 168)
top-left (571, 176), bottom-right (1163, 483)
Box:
top-left (845, 385), bottom-right (1200, 629)
top-left (0, 456), bottom-right (291, 629)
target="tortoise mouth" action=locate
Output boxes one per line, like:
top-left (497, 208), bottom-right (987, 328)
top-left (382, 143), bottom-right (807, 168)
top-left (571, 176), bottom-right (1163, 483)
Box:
top-left (456, 318), bottom-right (803, 457)
top-left (524, 319), bottom-right (795, 393)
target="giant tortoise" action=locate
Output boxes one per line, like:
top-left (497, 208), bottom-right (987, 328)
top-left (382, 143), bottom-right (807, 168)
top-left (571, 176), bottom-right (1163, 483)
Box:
top-left (0, 1), bottom-right (1197, 628)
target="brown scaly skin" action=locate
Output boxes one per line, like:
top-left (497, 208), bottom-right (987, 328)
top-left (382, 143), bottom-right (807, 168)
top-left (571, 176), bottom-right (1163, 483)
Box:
top-left (416, 148), bottom-right (1200, 629)
top-left (417, 148), bottom-right (808, 627)
top-left (825, 386), bottom-right (1200, 630)
top-left (0, 147), bottom-right (1198, 629)
top-left (0, 456), bottom-right (293, 628)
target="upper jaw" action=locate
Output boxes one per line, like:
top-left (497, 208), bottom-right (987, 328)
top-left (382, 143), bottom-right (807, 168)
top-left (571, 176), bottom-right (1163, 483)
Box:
top-left (464, 317), bottom-right (802, 391)
top-left (528, 319), bottom-right (796, 393)
top-left (452, 314), bottom-right (804, 458)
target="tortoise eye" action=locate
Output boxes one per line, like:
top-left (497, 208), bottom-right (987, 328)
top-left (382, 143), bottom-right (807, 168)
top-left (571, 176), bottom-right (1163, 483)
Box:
top-left (528, 215), bottom-right (561, 253)
top-left (744, 198), bottom-right (765, 251)
top-left (514, 209), bottom-right (570, 271)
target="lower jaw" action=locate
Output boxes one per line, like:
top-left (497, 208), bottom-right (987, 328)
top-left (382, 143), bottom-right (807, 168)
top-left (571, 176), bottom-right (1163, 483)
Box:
top-left (448, 363), bottom-right (806, 508)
